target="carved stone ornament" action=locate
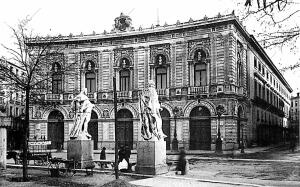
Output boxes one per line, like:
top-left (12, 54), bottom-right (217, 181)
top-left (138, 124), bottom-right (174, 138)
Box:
top-left (113, 48), bottom-right (134, 68)
top-left (187, 38), bottom-right (210, 61)
top-left (150, 44), bottom-right (170, 65)
top-left (113, 12), bottom-right (133, 32)
top-left (80, 51), bottom-right (98, 69)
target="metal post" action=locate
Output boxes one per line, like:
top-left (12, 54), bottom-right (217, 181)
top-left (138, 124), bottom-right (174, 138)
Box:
top-left (113, 77), bottom-right (119, 179)
top-left (241, 124), bottom-right (244, 153)
top-left (215, 114), bottom-right (222, 153)
top-left (215, 105), bottom-right (225, 154)
top-left (172, 107), bottom-right (179, 151)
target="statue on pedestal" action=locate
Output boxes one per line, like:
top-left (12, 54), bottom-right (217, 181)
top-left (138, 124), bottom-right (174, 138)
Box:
top-left (69, 88), bottom-right (94, 140)
top-left (139, 80), bottom-right (166, 141)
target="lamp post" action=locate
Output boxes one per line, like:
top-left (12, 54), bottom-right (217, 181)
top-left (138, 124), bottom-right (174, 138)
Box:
top-left (172, 107), bottom-right (179, 151)
top-left (240, 123), bottom-right (244, 153)
top-left (215, 105), bottom-right (225, 153)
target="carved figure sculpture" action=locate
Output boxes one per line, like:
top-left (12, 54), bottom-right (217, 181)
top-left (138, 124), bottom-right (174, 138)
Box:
top-left (69, 88), bottom-right (95, 140)
top-left (139, 80), bottom-right (167, 141)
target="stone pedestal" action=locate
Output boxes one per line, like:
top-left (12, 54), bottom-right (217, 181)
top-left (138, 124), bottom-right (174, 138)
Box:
top-left (136, 140), bottom-right (168, 175)
top-left (67, 140), bottom-right (94, 169)
top-left (0, 128), bottom-right (7, 169)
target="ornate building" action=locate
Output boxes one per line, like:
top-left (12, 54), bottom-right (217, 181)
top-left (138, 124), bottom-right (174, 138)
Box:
top-left (0, 59), bottom-right (26, 150)
top-left (26, 12), bottom-right (292, 151)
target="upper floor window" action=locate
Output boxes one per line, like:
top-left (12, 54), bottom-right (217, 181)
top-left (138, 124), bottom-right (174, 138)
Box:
top-left (119, 58), bottom-right (130, 91)
top-left (194, 50), bottom-right (207, 86)
top-left (156, 67), bottom-right (167, 89)
top-left (237, 42), bottom-right (243, 86)
top-left (258, 61), bottom-right (261, 72)
top-left (254, 57), bottom-right (257, 68)
top-left (120, 69), bottom-right (130, 91)
top-left (52, 62), bottom-right (62, 94)
top-left (85, 61), bottom-right (96, 93)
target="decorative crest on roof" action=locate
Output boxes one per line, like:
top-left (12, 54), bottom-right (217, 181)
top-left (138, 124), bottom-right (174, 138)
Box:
top-left (113, 12), bottom-right (133, 32)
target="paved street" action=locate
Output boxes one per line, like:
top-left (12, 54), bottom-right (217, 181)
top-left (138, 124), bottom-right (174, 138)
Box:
top-left (3, 144), bottom-right (300, 186)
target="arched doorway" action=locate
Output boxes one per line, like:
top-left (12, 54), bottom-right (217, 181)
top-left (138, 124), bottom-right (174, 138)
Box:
top-left (116, 109), bottom-right (133, 149)
top-left (161, 108), bottom-right (170, 150)
top-left (189, 106), bottom-right (211, 150)
top-left (88, 111), bottom-right (98, 150)
top-left (48, 110), bottom-right (64, 150)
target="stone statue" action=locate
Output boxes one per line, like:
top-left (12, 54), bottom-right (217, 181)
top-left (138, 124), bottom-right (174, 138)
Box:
top-left (139, 80), bottom-right (166, 141)
top-left (69, 88), bottom-right (95, 140)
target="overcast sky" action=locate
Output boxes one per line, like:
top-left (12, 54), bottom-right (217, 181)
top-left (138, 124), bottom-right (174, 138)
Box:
top-left (0, 0), bottom-right (299, 94)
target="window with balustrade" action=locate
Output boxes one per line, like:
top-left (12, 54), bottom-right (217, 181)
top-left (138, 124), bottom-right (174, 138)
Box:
top-left (155, 55), bottom-right (168, 89)
top-left (52, 62), bottom-right (62, 94)
top-left (85, 60), bottom-right (96, 93)
top-left (194, 50), bottom-right (207, 86)
top-left (119, 58), bottom-right (130, 91)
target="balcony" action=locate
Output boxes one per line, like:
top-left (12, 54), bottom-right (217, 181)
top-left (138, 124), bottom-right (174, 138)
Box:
top-left (45, 93), bottom-right (63, 101)
top-left (87, 92), bottom-right (97, 101)
top-left (157, 89), bottom-right (169, 97)
top-left (117, 91), bottom-right (132, 99)
top-left (0, 116), bottom-right (12, 128)
top-left (188, 86), bottom-right (209, 95)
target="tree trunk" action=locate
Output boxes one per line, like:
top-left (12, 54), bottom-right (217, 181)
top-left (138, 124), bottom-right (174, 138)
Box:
top-left (22, 87), bottom-right (30, 181)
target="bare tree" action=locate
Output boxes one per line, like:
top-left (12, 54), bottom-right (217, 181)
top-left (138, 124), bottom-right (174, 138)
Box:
top-left (242, 0), bottom-right (300, 71)
top-left (0, 16), bottom-right (73, 181)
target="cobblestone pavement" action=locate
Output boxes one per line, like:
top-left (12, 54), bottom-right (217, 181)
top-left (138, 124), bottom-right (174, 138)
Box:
top-left (3, 144), bottom-right (300, 186)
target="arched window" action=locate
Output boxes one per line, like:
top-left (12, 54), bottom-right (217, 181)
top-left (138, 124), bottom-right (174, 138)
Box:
top-left (119, 58), bottom-right (130, 91)
top-left (194, 50), bottom-right (207, 86)
top-left (85, 61), bottom-right (96, 93)
top-left (52, 62), bottom-right (62, 94)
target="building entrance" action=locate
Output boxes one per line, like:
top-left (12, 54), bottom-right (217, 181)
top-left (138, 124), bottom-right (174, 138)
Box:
top-left (116, 109), bottom-right (133, 149)
top-left (189, 106), bottom-right (211, 150)
top-left (47, 110), bottom-right (64, 150)
top-left (88, 111), bottom-right (98, 150)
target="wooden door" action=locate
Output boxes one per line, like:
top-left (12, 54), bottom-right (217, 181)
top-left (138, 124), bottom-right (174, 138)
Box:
top-left (88, 111), bottom-right (98, 150)
top-left (116, 109), bottom-right (133, 149)
top-left (48, 110), bottom-right (64, 150)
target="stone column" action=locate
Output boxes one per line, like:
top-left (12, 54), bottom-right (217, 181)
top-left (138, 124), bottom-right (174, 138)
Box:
top-left (0, 128), bottom-right (7, 169)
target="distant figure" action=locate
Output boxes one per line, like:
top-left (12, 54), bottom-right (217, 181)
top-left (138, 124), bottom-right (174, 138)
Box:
top-left (100, 147), bottom-right (107, 168)
top-left (125, 145), bottom-right (131, 171)
top-left (118, 146), bottom-right (125, 163)
top-left (290, 133), bottom-right (296, 153)
top-left (176, 148), bottom-right (187, 175)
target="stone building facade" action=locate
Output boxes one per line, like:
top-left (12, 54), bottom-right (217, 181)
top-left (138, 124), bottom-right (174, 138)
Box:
top-left (26, 13), bottom-right (292, 151)
top-left (290, 93), bottom-right (300, 145)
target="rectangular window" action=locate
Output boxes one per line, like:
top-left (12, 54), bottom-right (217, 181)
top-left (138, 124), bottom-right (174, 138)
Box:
top-left (120, 70), bottom-right (130, 91)
top-left (156, 68), bottom-right (167, 89)
top-left (194, 64), bottom-right (207, 86)
top-left (254, 80), bottom-right (257, 97)
top-left (86, 73), bottom-right (96, 93)
top-left (258, 62), bottom-right (261, 72)
top-left (254, 57), bottom-right (257, 68)
top-left (258, 83), bottom-right (261, 98)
